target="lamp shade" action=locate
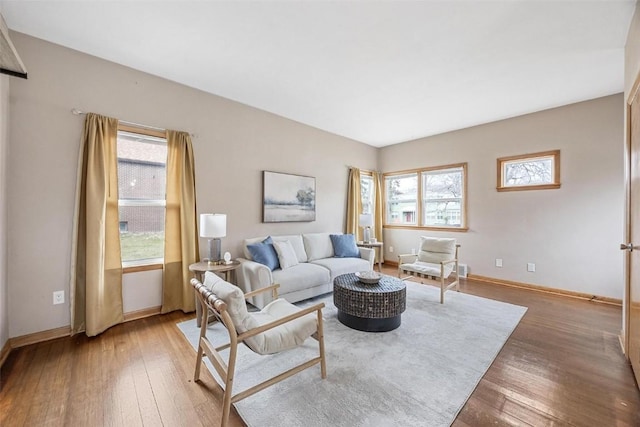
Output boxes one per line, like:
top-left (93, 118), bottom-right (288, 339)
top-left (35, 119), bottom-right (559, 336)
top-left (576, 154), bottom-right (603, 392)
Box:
top-left (200, 213), bottom-right (227, 238)
top-left (359, 214), bottom-right (373, 227)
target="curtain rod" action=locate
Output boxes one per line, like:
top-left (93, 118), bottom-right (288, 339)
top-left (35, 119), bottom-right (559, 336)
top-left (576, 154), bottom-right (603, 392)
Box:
top-left (71, 108), bottom-right (197, 138)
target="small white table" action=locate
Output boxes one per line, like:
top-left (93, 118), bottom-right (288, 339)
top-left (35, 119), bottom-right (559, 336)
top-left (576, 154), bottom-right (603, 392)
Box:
top-left (357, 241), bottom-right (384, 271)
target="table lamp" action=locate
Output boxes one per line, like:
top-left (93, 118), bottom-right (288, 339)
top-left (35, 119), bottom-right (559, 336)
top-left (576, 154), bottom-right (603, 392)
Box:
top-left (200, 213), bottom-right (227, 265)
top-left (359, 214), bottom-right (373, 243)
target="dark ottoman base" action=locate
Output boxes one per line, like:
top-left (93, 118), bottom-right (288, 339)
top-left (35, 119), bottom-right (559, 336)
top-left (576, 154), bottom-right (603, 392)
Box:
top-left (337, 311), bottom-right (402, 332)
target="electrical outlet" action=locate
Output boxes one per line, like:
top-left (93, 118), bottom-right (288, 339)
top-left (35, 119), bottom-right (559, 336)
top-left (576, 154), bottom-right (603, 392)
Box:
top-left (495, 258), bottom-right (503, 267)
top-left (411, 248), bottom-right (416, 255)
top-left (53, 290), bottom-right (65, 305)
top-left (527, 263), bottom-right (536, 272)
top-left (389, 246), bottom-right (394, 253)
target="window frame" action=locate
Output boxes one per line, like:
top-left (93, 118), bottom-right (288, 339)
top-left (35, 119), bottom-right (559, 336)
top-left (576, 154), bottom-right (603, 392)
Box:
top-left (117, 124), bottom-right (168, 271)
top-left (383, 163), bottom-right (468, 232)
top-left (496, 150), bottom-right (560, 192)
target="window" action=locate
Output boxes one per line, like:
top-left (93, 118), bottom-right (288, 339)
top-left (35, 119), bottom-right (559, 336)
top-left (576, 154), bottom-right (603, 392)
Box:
top-left (422, 166), bottom-right (464, 227)
top-left (385, 173), bottom-right (418, 226)
top-left (117, 127), bottom-right (167, 265)
top-left (384, 163), bottom-right (467, 230)
top-left (360, 173), bottom-right (374, 215)
top-left (497, 150), bottom-right (560, 191)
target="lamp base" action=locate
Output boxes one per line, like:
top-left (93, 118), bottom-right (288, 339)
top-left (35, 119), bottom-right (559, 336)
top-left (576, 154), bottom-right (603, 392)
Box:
top-left (363, 227), bottom-right (371, 244)
top-left (207, 238), bottom-right (222, 264)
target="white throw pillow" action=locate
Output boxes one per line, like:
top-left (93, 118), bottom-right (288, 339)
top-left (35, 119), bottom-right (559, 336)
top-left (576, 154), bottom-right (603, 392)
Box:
top-left (273, 240), bottom-right (300, 270)
top-left (303, 232), bottom-right (335, 261)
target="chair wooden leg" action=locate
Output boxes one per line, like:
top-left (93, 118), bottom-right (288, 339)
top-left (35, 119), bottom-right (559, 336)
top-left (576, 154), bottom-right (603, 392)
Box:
top-left (440, 276), bottom-right (445, 304)
top-left (194, 340), bottom-right (204, 382)
top-left (195, 297), bottom-right (209, 381)
top-left (316, 309), bottom-right (327, 379)
top-left (221, 342), bottom-right (238, 427)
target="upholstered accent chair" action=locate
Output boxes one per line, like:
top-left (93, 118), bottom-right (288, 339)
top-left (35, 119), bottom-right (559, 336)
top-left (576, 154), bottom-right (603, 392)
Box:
top-left (191, 272), bottom-right (326, 427)
top-left (398, 237), bottom-right (460, 304)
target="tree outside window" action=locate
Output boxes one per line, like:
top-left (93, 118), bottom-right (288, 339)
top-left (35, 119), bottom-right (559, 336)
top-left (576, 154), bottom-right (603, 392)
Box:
top-left (497, 150), bottom-right (560, 191)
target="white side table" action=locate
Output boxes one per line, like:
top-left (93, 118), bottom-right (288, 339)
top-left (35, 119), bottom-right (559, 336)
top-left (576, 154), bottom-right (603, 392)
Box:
top-left (356, 241), bottom-right (384, 271)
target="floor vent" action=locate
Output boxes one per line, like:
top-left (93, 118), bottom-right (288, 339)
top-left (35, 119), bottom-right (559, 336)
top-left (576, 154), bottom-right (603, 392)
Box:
top-left (458, 263), bottom-right (468, 278)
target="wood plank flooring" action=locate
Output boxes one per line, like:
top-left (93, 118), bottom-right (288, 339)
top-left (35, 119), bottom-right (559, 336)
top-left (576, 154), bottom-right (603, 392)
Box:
top-left (1, 267), bottom-right (639, 426)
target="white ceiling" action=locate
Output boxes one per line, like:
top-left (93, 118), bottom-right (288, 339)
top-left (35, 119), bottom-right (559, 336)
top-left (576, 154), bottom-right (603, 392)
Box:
top-left (0, 1), bottom-right (635, 147)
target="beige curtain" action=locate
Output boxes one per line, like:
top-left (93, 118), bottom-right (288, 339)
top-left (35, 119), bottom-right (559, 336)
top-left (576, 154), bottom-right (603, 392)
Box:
top-left (373, 171), bottom-right (384, 243)
top-left (346, 167), bottom-right (362, 241)
top-left (162, 130), bottom-right (198, 313)
top-left (70, 113), bottom-right (123, 337)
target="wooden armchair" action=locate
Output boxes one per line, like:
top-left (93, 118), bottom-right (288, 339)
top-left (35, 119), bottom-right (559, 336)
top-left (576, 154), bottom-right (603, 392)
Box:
top-left (398, 237), bottom-right (460, 304)
top-left (191, 272), bottom-right (326, 427)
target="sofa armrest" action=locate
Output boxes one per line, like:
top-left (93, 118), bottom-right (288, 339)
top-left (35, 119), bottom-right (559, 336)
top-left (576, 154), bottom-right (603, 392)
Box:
top-left (236, 258), bottom-right (275, 308)
top-left (359, 247), bottom-right (375, 269)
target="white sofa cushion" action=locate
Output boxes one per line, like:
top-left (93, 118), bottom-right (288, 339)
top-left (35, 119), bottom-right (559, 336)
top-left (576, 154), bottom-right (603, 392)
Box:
top-left (303, 232), bottom-right (334, 261)
top-left (272, 263), bottom-right (330, 295)
top-left (243, 235), bottom-right (308, 263)
top-left (418, 237), bottom-right (457, 264)
top-left (310, 257), bottom-right (372, 282)
top-left (273, 240), bottom-right (300, 270)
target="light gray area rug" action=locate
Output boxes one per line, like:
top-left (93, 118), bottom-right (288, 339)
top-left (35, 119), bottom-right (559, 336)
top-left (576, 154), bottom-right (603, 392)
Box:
top-left (177, 281), bottom-right (527, 427)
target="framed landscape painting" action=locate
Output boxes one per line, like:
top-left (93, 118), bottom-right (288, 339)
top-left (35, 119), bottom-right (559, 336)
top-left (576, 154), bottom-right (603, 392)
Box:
top-left (263, 171), bottom-right (316, 222)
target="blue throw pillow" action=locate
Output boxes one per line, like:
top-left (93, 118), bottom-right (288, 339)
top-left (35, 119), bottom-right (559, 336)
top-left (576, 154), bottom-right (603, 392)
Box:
top-left (330, 234), bottom-right (361, 258)
top-left (247, 236), bottom-right (280, 271)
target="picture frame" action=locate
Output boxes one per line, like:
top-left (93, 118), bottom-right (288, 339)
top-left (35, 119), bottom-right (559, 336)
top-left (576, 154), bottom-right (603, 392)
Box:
top-left (263, 171), bottom-right (316, 222)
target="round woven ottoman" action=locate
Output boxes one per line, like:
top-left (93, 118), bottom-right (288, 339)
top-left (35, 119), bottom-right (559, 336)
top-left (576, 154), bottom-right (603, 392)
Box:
top-left (333, 273), bottom-right (406, 332)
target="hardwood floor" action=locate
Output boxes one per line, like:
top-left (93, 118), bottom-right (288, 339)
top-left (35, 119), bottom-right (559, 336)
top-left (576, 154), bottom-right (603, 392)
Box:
top-left (1, 267), bottom-right (639, 426)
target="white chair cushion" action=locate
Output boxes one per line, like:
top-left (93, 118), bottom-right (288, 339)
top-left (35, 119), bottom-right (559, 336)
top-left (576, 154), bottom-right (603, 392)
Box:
top-left (273, 240), bottom-right (300, 270)
top-left (247, 298), bottom-right (318, 355)
top-left (204, 272), bottom-right (317, 355)
top-left (203, 272), bottom-right (258, 333)
top-left (418, 237), bottom-right (456, 264)
top-left (303, 232), bottom-right (335, 261)
top-left (401, 261), bottom-right (454, 279)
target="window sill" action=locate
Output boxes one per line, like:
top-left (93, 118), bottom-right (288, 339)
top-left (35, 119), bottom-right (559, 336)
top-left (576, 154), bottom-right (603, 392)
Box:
top-left (383, 225), bottom-right (469, 233)
top-left (497, 183), bottom-right (560, 192)
top-left (123, 262), bottom-right (163, 274)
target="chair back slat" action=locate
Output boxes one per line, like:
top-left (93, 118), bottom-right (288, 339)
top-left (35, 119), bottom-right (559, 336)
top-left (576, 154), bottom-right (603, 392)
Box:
top-left (190, 278), bottom-right (228, 314)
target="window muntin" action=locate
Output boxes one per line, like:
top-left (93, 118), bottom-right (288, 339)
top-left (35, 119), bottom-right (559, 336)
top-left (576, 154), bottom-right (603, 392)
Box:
top-left (497, 150), bottom-right (560, 191)
top-left (385, 173), bottom-right (418, 226)
top-left (117, 130), bottom-right (167, 265)
top-left (384, 164), bottom-right (467, 230)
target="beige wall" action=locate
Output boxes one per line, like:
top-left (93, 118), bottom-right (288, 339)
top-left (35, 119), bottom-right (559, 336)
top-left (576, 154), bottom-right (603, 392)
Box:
top-left (380, 94), bottom-right (624, 299)
top-left (0, 74), bottom-right (8, 350)
top-left (7, 33), bottom-right (377, 337)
